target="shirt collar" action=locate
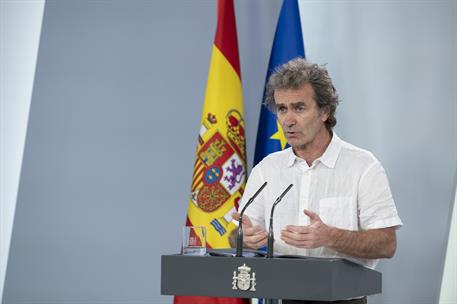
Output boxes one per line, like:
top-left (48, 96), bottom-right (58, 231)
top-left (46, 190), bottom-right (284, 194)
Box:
top-left (319, 133), bottom-right (342, 168)
top-left (286, 133), bottom-right (342, 169)
top-left (286, 148), bottom-right (299, 167)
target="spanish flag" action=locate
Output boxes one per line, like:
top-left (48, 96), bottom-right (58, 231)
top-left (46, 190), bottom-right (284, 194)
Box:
top-left (174, 0), bottom-right (248, 303)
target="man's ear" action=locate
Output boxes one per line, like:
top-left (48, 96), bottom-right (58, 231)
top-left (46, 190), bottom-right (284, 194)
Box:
top-left (320, 106), bottom-right (330, 122)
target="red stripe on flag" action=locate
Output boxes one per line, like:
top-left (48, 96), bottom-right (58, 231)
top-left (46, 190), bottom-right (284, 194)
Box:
top-left (174, 296), bottom-right (248, 304)
top-left (194, 161), bottom-right (203, 173)
top-left (214, 0), bottom-right (241, 78)
top-left (191, 177), bottom-right (203, 192)
top-left (194, 166), bottom-right (204, 180)
top-left (191, 162), bottom-right (204, 190)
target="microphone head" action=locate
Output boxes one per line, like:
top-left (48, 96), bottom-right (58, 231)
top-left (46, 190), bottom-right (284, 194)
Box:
top-left (240, 181), bottom-right (267, 216)
top-left (274, 183), bottom-right (293, 206)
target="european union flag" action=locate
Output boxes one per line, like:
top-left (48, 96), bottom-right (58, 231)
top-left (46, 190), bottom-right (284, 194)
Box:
top-left (254, 0), bottom-right (305, 166)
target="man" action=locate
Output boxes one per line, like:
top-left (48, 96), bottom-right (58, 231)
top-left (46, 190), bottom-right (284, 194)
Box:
top-left (232, 58), bottom-right (402, 304)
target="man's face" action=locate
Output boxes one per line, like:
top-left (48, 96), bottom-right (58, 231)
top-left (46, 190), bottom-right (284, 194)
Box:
top-left (274, 83), bottom-right (329, 150)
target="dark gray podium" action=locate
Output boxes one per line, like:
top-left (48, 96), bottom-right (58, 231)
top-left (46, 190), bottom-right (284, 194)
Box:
top-left (161, 253), bottom-right (381, 301)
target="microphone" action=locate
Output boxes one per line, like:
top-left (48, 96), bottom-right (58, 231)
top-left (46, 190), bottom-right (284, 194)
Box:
top-left (266, 184), bottom-right (293, 258)
top-left (236, 181), bottom-right (268, 257)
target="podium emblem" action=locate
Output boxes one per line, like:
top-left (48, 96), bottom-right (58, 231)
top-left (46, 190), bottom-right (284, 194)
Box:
top-left (232, 264), bottom-right (256, 291)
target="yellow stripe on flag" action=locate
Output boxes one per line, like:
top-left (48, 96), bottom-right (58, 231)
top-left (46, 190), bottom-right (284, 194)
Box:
top-left (202, 46), bottom-right (243, 117)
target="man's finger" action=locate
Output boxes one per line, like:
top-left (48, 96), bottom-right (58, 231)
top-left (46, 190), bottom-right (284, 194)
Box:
top-left (303, 209), bottom-right (320, 222)
top-left (231, 212), bottom-right (253, 227)
top-left (246, 233), bottom-right (267, 249)
top-left (250, 236), bottom-right (268, 249)
top-left (242, 214), bottom-right (253, 227)
top-left (244, 225), bottom-right (266, 236)
top-left (246, 231), bottom-right (267, 245)
top-left (281, 229), bottom-right (310, 241)
top-left (231, 212), bottom-right (241, 221)
top-left (280, 234), bottom-right (310, 248)
top-left (284, 225), bottom-right (309, 234)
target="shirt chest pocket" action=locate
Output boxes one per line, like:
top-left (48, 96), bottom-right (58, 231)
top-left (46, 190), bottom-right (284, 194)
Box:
top-left (319, 196), bottom-right (356, 230)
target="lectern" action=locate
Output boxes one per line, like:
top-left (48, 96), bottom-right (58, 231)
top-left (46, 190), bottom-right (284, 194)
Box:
top-left (161, 252), bottom-right (381, 301)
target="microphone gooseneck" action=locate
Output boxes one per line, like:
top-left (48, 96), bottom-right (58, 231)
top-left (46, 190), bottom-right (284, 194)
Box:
top-left (236, 182), bottom-right (268, 257)
top-left (267, 184), bottom-right (293, 258)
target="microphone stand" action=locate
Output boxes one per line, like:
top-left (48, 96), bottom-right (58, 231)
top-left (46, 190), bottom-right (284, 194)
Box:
top-left (236, 182), bottom-right (268, 257)
top-left (266, 184), bottom-right (293, 258)
top-left (264, 184), bottom-right (293, 304)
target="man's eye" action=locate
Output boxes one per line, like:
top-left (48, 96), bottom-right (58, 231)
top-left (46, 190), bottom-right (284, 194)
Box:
top-left (295, 106), bottom-right (306, 112)
top-left (277, 107), bottom-right (287, 113)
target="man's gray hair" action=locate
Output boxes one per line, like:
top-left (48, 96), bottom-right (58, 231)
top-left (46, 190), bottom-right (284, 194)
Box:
top-left (264, 57), bottom-right (339, 131)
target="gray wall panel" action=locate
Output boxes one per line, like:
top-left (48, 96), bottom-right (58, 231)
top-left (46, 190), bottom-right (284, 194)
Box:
top-left (3, 1), bottom-right (280, 303)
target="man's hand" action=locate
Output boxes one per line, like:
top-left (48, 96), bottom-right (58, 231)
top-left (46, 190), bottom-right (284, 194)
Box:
top-left (231, 213), bottom-right (268, 249)
top-left (280, 209), bottom-right (397, 259)
top-left (280, 209), bottom-right (333, 249)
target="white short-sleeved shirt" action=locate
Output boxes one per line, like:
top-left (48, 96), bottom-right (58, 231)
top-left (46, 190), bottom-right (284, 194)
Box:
top-left (239, 133), bottom-right (403, 269)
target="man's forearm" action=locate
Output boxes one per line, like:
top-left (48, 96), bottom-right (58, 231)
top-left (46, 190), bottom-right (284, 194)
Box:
top-left (328, 227), bottom-right (397, 259)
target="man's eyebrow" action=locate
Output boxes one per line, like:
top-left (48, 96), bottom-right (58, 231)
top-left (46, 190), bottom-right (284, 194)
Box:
top-left (290, 101), bottom-right (306, 106)
top-left (275, 101), bottom-right (306, 107)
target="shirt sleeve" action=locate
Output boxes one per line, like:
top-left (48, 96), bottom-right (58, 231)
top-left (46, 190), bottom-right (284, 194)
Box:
top-left (358, 161), bottom-right (403, 230)
top-left (238, 164), bottom-right (267, 229)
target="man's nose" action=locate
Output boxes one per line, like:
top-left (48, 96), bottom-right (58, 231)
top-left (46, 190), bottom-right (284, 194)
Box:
top-left (282, 112), bottom-right (296, 128)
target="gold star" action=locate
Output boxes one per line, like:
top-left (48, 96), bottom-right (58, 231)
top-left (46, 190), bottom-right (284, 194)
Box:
top-left (270, 120), bottom-right (288, 150)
